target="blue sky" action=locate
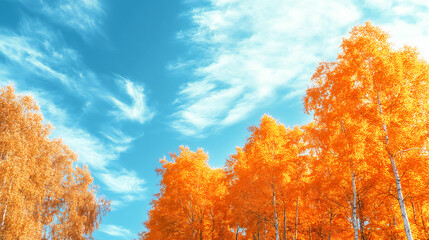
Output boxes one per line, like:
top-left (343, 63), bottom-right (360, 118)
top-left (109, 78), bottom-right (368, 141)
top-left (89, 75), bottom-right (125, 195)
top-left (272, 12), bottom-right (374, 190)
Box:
top-left (1, 0), bottom-right (429, 239)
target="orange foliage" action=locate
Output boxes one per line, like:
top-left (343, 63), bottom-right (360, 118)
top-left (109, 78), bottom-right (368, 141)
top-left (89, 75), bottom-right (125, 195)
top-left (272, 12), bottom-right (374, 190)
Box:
top-left (0, 86), bottom-right (109, 240)
top-left (304, 21), bottom-right (429, 240)
top-left (141, 22), bottom-right (429, 240)
top-left (140, 146), bottom-right (231, 240)
top-left (226, 115), bottom-right (308, 240)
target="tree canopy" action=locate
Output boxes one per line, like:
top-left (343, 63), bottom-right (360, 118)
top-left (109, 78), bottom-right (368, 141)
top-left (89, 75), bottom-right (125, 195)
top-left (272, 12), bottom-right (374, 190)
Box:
top-left (0, 85), bottom-right (109, 240)
top-left (140, 22), bottom-right (429, 240)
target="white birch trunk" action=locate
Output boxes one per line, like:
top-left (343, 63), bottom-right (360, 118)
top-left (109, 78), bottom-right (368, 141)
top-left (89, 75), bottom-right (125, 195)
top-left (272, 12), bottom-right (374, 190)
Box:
top-left (377, 95), bottom-right (413, 240)
top-left (273, 186), bottom-right (280, 240)
top-left (352, 172), bottom-right (359, 240)
top-left (1, 203), bottom-right (6, 229)
top-left (1, 181), bottom-right (12, 229)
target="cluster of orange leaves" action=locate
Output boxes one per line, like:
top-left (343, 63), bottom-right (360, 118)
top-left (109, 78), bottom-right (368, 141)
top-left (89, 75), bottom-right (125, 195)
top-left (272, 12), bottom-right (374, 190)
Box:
top-left (0, 86), bottom-right (109, 240)
top-left (140, 22), bottom-right (429, 240)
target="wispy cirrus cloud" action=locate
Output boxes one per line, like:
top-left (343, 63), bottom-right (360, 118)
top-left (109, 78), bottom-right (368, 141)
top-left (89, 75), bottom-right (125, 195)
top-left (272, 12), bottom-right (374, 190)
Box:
top-left (27, 92), bottom-right (119, 171)
top-left (0, 17), bottom-right (149, 207)
top-left (172, 0), bottom-right (362, 136)
top-left (99, 169), bottom-right (145, 194)
top-left (172, 0), bottom-right (429, 137)
top-left (0, 21), bottom-right (124, 171)
top-left (361, 0), bottom-right (429, 60)
top-left (110, 75), bottom-right (154, 124)
top-left (98, 169), bottom-right (146, 205)
top-left (18, 90), bottom-right (146, 207)
top-left (0, 27), bottom-right (71, 87)
top-left (100, 224), bottom-right (132, 238)
top-left (16, 0), bottom-right (104, 34)
top-left (0, 19), bottom-right (101, 97)
top-left (101, 128), bottom-right (139, 153)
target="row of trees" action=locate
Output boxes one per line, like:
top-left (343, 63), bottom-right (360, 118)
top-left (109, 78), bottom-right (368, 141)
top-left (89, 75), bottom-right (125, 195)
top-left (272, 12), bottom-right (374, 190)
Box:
top-left (140, 22), bottom-right (429, 239)
top-left (0, 86), bottom-right (109, 239)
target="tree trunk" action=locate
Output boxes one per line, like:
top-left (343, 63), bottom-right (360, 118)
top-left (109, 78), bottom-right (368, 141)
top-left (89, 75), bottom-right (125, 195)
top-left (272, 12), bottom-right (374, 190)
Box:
top-left (328, 208), bottom-right (333, 240)
top-left (390, 153), bottom-right (413, 239)
top-left (352, 172), bottom-right (359, 240)
top-left (294, 195), bottom-right (299, 240)
top-left (236, 222), bottom-right (240, 240)
top-left (211, 210), bottom-right (215, 240)
top-left (273, 185), bottom-right (280, 240)
top-left (359, 211), bottom-right (365, 240)
top-left (420, 204), bottom-right (426, 231)
top-left (258, 220), bottom-right (260, 240)
top-left (377, 95), bottom-right (413, 240)
top-left (411, 199), bottom-right (417, 224)
top-left (1, 203), bottom-right (7, 229)
top-left (284, 205), bottom-right (287, 240)
top-left (1, 181), bottom-right (12, 229)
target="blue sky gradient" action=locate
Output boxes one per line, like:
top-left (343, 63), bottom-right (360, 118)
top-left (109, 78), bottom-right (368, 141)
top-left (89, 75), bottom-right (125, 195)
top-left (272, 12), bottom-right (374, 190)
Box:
top-left (1, 0), bottom-right (429, 239)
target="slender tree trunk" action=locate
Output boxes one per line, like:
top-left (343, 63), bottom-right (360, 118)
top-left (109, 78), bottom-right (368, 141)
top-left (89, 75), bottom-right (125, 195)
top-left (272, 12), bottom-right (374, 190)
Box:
top-left (390, 153), bottom-right (413, 239)
top-left (294, 196), bottom-right (299, 240)
top-left (309, 227), bottom-right (312, 240)
top-left (1, 181), bottom-right (12, 229)
top-left (359, 211), bottom-right (365, 240)
top-left (211, 210), bottom-right (215, 240)
top-left (1, 203), bottom-right (7, 229)
top-left (236, 222), bottom-right (240, 240)
top-left (271, 143), bottom-right (280, 240)
top-left (273, 186), bottom-right (280, 240)
top-left (420, 204), bottom-right (426, 231)
top-left (352, 172), bottom-right (359, 240)
top-left (328, 208), bottom-right (333, 240)
top-left (284, 205), bottom-right (287, 240)
top-left (377, 95), bottom-right (413, 240)
top-left (389, 201), bottom-right (397, 227)
top-left (411, 199), bottom-right (417, 224)
top-left (358, 198), bottom-right (365, 240)
top-left (258, 220), bottom-right (260, 240)
top-left (190, 202), bottom-right (195, 238)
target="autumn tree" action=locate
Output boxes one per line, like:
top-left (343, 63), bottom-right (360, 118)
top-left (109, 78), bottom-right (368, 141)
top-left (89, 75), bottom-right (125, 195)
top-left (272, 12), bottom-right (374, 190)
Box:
top-left (304, 22), bottom-right (429, 240)
top-left (0, 85), bottom-right (109, 240)
top-left (304, 117), bottom-right (388, 240)
top-left (226, 115), bottom-right (309, 240)
top-left (137, 22), bottom-right (429, 240)
top-left (140, 146), bottom-right (231, 240)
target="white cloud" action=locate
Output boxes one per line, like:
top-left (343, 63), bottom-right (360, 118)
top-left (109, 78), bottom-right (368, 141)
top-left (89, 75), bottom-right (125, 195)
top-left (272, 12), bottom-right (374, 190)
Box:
top-left (0, 22), bottom-right (143, 171)
top-left (172, 0), bottom-right (362, 136)
top-left (369, 1), bottom-right (429, 61)
top-left (100, 225), bottom-right (132, 238)
top-left (363, 0), bottom-right (392, 9)
top-left (0, 6), bottom-right (152, 210)
top-left (98, 169), bottom-right (146, 205)
top-left (101, 128), bottom-right (135, 145)
top-left (110, 75), bottom-right (154, 124)
top-left (17, 90), bottom-right (145, 206)
top-left (173, 0), bottom-right (429, 136)
top-left (26, 92), bottom-right (119, 170)
top-left (17, 0), bottom-right (104, 34)
top-left (0, 29), bottom-right (69, 87)
top-left (55, 127), bottom-right (117, 170)
top-left (99, 169), bottom-right (145, 194)
top-left (0, 20), bottom-right (101, 96)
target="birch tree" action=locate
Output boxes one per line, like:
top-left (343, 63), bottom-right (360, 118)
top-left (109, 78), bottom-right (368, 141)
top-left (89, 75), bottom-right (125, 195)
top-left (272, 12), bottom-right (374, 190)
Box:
top-left (304, 22), bottom-right (429, 240)
top-left (0, 85), bottom-right (109, 239)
